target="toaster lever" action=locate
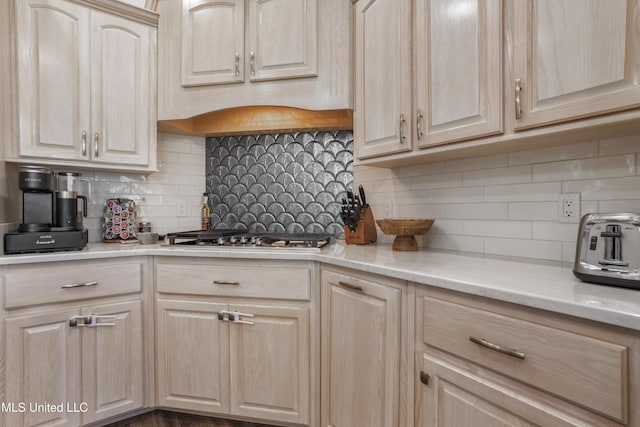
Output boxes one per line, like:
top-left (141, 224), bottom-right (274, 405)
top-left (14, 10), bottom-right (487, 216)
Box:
top-left (602, 225), bottom-right (622, 262)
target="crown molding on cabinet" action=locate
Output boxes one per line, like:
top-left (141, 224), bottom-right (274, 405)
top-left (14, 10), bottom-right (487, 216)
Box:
top-left (157, 106), bottom-right (353, 137)
top-left (76, 0), bottom-right (158, 25)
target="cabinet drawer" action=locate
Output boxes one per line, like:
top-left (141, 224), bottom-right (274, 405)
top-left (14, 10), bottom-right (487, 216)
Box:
top-left (156, 260), bottom-right (311, 301)
top-left (5, 259), bottom-right (143, 309)
top-left (422, 294), bottom-right (628, 422)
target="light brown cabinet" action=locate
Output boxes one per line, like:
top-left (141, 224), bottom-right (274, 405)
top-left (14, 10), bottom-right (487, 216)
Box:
top-left (158, 0), bottom-right (351, 119)
top-left (155, 257), bottom-right (317, 426)
top-left (3, 0), bottom-right (157, 171)
top-left (181, 0), bottom-right (316, 87)
top-left (512, 0), bottom-right (640, 130)
top-left (355, 0), bottom-right (640, 166)
top-left (3, 258), bottom-right (148, 427)
top-left (354, 0), bottom-right (502, 159)
top-left (353, 0), bottom-right (412, 158)
top-left (414, 286), bottom-right (640, 426)
top-left (320, 266), bottom-right (409, 427)
top-left (4, 0), bottom-right (158, 172)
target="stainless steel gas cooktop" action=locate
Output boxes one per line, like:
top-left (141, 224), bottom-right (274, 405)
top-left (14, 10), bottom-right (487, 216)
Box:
top-left (165, 229), bottom-right (333, 251)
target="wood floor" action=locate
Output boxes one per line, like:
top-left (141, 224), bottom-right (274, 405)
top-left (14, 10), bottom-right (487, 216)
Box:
top-left (104, 410), bottom-right (280, 427)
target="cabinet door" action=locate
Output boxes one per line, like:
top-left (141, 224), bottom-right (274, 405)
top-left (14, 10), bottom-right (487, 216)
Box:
top-left (5, 309), bottom-right (82, 427)
top-left (15, 0), bottom-right (91, 161)
top-left (182, 0), bottom-right (244, 86)
top-left (354, 0), bottom-right (412, 158)
top-left (90, 11), bottom-right (151, 166)
top-left (247, 0), bottom-right (317, 81)
top-left (156, 299), bottom-right (231, 414)
top-left (321, 271), bottom-right (402, 427)
top-left (416, 0), bottom-right (503, 147)
top-left (416, 353), bottom-right (592, 427)
top-left (513, 0), bottom-right (640, 130)
top-left (80, 301), bottom-right (144, 425)
top-left (229, 303), bottom-right (310, 425)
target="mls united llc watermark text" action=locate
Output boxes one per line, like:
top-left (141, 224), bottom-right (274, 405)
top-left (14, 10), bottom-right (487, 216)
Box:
top-left (1, 402), bottom-right (88, 413)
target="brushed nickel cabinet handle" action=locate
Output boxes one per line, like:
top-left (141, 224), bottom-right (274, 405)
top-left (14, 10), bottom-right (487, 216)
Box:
top-left (416, 109), bottom-right (424, 140)
top-left (61, 281), bottom-right (98, 289)
top-left (81, 131), bottom-right (87, 156)
top-left (399, 114), bottom-right (407, 143)
top-left (213, 280), bottom-right (239, 285)
top-left (94, 132), bottom-right (100, 157)
top-left (470, 336), bottom-right (525, 360)
top-left (250, 51), bottom-right (255, 75)
top-left (338, 281), bottom-right (363, 292)
top-left (515, 78), bottom-right (522, 120)
top-left (235, 52), bottom-right (240, 76)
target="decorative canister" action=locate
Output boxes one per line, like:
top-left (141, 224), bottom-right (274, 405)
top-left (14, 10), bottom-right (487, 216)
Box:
top-left (102, 198), bottom-right (137, 241)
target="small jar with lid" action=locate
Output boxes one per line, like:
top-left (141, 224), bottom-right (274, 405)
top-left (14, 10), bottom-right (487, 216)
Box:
top-left (138, 221), bottom-right (152, 233)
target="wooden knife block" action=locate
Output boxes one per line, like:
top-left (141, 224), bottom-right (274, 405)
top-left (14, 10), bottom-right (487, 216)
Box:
top-left (344, 206), bottom-right (377, 245)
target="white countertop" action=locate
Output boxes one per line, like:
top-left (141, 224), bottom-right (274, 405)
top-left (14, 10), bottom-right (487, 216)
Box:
top-left (2, 241), bottom-right (639, 331)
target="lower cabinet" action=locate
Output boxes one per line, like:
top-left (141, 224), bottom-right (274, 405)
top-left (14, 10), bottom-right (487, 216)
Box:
top-left (2, 258), bottom-right (149, 427)
top-left (320, 266), bottom-right (409, 427)
top-left (155, 257), bottom-right (316, 426)
top-left (414, 286), bottom-right (640, 427)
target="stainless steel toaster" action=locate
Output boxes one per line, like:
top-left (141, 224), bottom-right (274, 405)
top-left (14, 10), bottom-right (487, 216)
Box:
top-left (573, 213), bottom-right (640, 290)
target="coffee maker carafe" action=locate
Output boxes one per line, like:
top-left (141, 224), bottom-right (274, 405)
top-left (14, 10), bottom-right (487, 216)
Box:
top-left (55, 172), bottom-right (88, 230)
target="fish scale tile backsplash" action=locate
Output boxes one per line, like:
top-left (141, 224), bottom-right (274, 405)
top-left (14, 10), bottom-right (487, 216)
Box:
top-left (206, 131), bottom-right (354, 235)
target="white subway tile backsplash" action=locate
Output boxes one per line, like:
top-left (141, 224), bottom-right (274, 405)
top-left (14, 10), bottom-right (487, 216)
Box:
top-left (463, 220), bottom-right (532, 239)
top-left (532, 222), bottom-right (579, 242)
top-left (508, 141), bottom-right (598, 165)
top-left (484, 182), bottom-right (561, 202)
top-left (598, 135), bottom-right (640, 156)
top-left (446, 203), bottom-right (509, 220)
top-left (462, 165), bottom-right (532, 186)
top-left (563, 176), bottom-right (640, 200)
top-left (445, 153), bottom-right (508, 172)
top-left (355, 134), bottom-right (640, 263)
top-left (508, 202), bottom-right (558, 221)
top-left (409, 172), bottom-right (463, 189)
top-left (532, 155), bottom-right (635, 182)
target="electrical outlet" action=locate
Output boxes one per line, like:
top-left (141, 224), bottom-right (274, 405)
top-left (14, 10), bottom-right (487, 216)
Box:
top-left (177, 199), bottom-right (187, 217)
top-left (558, 193), bottom-right (580, 223)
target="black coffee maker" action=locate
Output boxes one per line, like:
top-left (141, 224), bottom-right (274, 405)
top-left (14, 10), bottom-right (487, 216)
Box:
top-left (4, 166), bottom-right (89, 254)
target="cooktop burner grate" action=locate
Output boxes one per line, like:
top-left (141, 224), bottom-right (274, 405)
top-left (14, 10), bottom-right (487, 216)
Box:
top-left (166, 229), bottom-right (333, 249)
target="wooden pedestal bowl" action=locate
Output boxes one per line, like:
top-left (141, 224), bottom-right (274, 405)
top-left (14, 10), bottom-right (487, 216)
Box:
top-left (376, 219), bottom-right (435, 251)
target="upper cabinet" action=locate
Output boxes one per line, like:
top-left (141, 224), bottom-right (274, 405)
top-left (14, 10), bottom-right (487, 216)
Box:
top-left (353, 0), bottom-right (412, 158)
top-left (181, 0), bottom-right (245, 86)
top-left (181, 0), bottom-right (316, 87)
top-left (5, 0), bottom-right (158, 172)
top-left (246, 0), bottom-right (317, 81)
top-left (354, 0), bottom-right (640, 166)
top-left (512, 0), bottom-right (640, 130)
top-left (354, 0), bottom-right (503, 160)
top-left (415, 0), bottom-right (503, 148)
top-left (158, 0), bottom-right (351, 119)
